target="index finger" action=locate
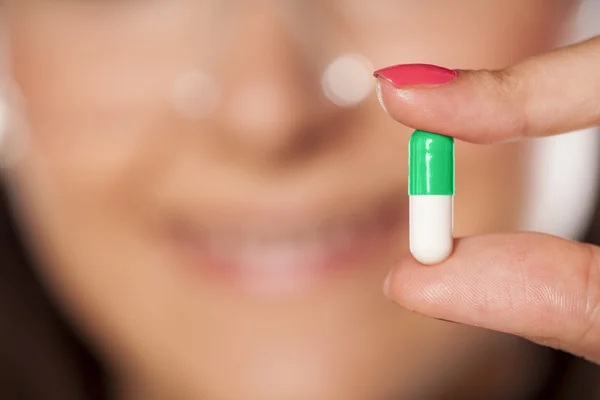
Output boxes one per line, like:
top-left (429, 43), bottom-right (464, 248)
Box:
top-left (374, 35), bottom-right (600, 144)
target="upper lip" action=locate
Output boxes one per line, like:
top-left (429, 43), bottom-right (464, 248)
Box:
top-left (163, 186), bottom-right (407, 235)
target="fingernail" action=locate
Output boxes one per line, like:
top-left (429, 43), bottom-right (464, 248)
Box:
top-left (433, 318), bottom-right (459, 325)
top-left (383, 270), bottom-right (392, 298)
top-left (375, 80), bottom-right (389, 115)
top-left (373, 64), bottom-right (457, 88)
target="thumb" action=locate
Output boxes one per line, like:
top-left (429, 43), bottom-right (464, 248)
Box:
top-left (374, 35), bottom-right (600, 144)
top-left (385, 233), bottom-right (600, 363)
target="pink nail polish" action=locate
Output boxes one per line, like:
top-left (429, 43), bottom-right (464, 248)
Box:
top-left (373, 64), bottom-right (457, 88)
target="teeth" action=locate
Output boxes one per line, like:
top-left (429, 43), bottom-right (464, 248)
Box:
top-left (198, 205), bottom-right (397, 268)
top-left (208, 234), bottom-right (323, 267)
top-left (242, 240), bottom-right (312, 269)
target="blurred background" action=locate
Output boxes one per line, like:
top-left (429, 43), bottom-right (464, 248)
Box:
top-left (2, 2), bottom-right (600, 400)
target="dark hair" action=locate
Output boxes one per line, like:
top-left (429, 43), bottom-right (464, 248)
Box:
top-left (0, 185), bottom-right (108, 400)
top-left (1, 183), bottom-right (600, 400)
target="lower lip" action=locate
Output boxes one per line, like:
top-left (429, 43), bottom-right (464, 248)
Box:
top-left (163, 207), bottom-right (404, 295)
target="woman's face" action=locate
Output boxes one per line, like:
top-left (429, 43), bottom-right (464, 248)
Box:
top-left (3, 1), bottom-right (575, 399)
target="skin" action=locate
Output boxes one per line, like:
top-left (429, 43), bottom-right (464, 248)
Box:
top-left (0, 1), bottom-right (583, 399)
top-left (380, 34), bottom-right (600, 363)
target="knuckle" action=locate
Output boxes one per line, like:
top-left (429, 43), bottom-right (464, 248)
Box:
top-left (484, 68), bottom-right (530, 138)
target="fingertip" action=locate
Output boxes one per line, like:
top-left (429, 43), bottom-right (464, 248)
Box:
top-left (374, 79), bottom-right (390, 116)
top-left (383, 253), bottom-right (429, 305)
top-left (372, 67), bottom-right (528, 144)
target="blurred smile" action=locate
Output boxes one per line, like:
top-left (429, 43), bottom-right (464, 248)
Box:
top-left (163, 187), bottom-right (405, 295)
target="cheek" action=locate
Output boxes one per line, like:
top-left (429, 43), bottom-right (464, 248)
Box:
top-left (9, 55), bottom-right (182, 208)
top-left (5, 2), bottom-right (203, 198)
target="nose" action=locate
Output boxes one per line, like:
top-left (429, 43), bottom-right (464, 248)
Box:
top-left (212, 7), bottom-right (352, 163)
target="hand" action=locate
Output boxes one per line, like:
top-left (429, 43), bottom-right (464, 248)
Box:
top-left (375, 35), bottom-right (600, 363)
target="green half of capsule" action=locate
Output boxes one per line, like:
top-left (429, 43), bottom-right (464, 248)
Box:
top-left (408, 130), bottom-right (455, 196)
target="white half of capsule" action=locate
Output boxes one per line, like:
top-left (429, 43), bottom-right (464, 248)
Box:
top-left (409, 195), bottom-right (454, 265)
